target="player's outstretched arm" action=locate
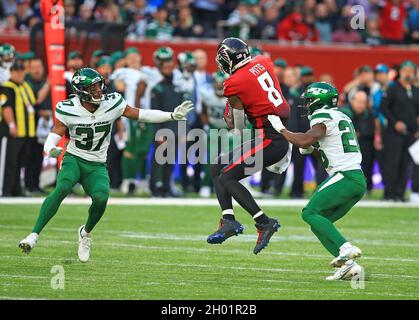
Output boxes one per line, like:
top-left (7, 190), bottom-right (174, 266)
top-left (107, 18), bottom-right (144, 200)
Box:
top-left (268, 115), bottom-right (326, 149)
top-left (122, 101), bottom-right (194, 123)
top-left (44, 119), bottom-right (67, 158)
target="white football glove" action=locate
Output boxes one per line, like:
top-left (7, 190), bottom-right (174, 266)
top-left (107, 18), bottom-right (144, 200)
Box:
top-left (48, 146), bottom-right (63, 158)
top-left (299, 146), bottom-right (314, 155)
top-left (171, 100), bottom-right (194, 120)
top-left (267, 115), bottom-right (285, 133)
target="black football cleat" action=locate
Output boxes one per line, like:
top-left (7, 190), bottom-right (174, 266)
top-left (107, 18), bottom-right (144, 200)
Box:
top-left (207, 218), bottom-right (244, 244)
top-left (253, 218), bottom-right (280, 255)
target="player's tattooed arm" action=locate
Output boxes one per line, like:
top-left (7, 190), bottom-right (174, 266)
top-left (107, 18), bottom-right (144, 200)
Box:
top-left (280, 124), bottom-right (327, 149)
top-left (227, 95), bottom-right (246, 133)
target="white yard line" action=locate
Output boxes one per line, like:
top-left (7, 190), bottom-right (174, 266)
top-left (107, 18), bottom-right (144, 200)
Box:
top-left (0, 197), bottom-right (419, 208)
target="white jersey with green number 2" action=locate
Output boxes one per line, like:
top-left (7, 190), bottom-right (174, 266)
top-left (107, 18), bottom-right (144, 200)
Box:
top-left (309, 107), bottom-right (362, 176)
top-left (55, 93), bottom-right (127, 163)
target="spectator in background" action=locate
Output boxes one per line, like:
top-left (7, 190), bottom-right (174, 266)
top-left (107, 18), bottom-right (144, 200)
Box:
top-left (259, 2), bottom-right (280, 40)
top-left (343, 65), bottom-right (375, 101)
top-left (149, 47), bottom-right (183, 197)
top-left (381, 61), bottom-right (419, 201)
top-left (25, 57), bottom-right (52, 195)
top-left (277, 9), bottom-right (319, 42)
top-left (193, 48), bottom-right (212, 118)
top-left (89, 49), bottom-right (105, 68)
top-left (1, 0), bottom-right (17, 17)
top-left (379, 0), bottom-right (407, 44)
top-left (64, 0), bottom-right (77, 23)
top-left (192, 0), bottom-right (224, 38)
top-left (126, 0), bottom-right (150, 37)
top-left (0, 60), bottom-right (37, 196)
top-left (0, 14), bottom-right (18, 34)
top-left (332, 18), bottom-right (362, 43)
top-left (408, 0), bottom-right (419, 44)
top-left (15, 0), bottom-right (34, 31)
top-left (174, 6), bottom-right (203, 37)
top-left (341, 90), bottom-right (376, 195)
top-left (63, 51), bottom-right (83, 83)
top-left (371, 63), bottom-right (390, 192)
top-left (79, 2), bottom-right (94, 22)
top-left (319, 73), bottom-right (335, 86)
top-left (226, 1), bottom-right (260, 40)
top-left (315, 2), bottom-right (333, 42)
top-left (145, 6), bottom-right (174, 40)
top-left (361, 17), bottom-right (383, 46)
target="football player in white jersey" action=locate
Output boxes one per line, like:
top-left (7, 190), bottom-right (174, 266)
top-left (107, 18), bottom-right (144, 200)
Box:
top-left (0, 44), bottom-right (15, 84)
top-left (268, 82), bottom-right (366, 281)
top-left (18, 67), bottom-right (193, 262)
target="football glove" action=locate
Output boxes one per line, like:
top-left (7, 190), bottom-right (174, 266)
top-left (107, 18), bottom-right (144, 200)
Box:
top-left (171, 100), bottom-right (194, 120)
top-left (48, 146), bottom-right (63, 158)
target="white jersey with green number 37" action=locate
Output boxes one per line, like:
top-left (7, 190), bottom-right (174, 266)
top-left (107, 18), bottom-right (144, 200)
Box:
top-left (55, 93), bottom-right (127, 163)
top-left (310, 108), bottom-right (362, 175)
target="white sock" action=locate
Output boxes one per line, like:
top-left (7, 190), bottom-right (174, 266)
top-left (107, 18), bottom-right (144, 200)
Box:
top-left (81, 227), bottom-right (90, 238)
top-left (222, 209), bottom-right (234, 217)
top-left (253, 211), bottom-right (264, 219)
top-left (340, 242), bottom-right (352, 251)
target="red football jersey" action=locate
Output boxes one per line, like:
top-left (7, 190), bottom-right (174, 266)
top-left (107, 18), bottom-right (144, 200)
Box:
top-left (223, 55), bottom-right (290, 129)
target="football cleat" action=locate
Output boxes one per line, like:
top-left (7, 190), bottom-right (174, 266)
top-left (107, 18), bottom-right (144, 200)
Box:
top-left (330, 244), bottom-right (362, 267)
top-left (207, 218), bottom-right (244, 244)
top-left (326, 260), bottom-right (363, 281)
top-left (253, 218), bottom-right (280, 255)
top-left (18, 233), bottom-right (38, 254)
top-left (78, 225), bottom-right (92, 263)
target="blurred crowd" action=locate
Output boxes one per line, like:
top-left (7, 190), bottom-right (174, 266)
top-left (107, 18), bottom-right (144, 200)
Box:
top-left (1, 0), bottom-right (419, 44)
top-left (0, 42), bottom-right (418, 201)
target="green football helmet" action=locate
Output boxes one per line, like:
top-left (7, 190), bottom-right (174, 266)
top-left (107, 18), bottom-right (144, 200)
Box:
top-left (177, 51), bottom-right (197, 72)
top-left (153, 46), bottom-right (174, 67)
top-left (71, 67), bottom-right (106, 105)
top-left (301, 82), bottom-right (338, 115)
top-left (213, 71), bottom-right (229, 96)
top-left (0, 43), bottom-right (16, 69)
top-left (213, 70), bottom-right (229, 84)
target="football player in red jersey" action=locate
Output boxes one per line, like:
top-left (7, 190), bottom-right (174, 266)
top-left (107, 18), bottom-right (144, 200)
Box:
top-left (207, 37), bottom-right (292, 254)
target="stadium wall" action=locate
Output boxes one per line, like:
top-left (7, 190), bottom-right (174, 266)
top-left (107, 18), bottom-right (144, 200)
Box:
top-left (1, 34), bottom-right (419, 90)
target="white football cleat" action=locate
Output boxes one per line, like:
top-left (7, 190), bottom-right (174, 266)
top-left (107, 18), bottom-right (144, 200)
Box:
top-left (330, 243), bottom-right (362, 267)
top-left (326, 260), bottom-right (363, 281)
top-left (19, 233), bottom-right (38, 254)
top-left (78, 225), bottom-right (91, 263)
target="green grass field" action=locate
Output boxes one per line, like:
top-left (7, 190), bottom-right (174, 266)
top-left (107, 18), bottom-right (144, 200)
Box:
top-left (0, 203), bottom-right (418, 300)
